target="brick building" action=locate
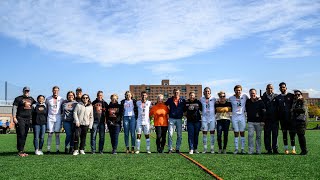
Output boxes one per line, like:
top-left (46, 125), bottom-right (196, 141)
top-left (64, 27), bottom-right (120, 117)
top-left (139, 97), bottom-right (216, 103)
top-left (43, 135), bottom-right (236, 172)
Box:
top-left (302, 92), bottom-right (320, 106)
top-left (130, 80), bottom-right (202, 103)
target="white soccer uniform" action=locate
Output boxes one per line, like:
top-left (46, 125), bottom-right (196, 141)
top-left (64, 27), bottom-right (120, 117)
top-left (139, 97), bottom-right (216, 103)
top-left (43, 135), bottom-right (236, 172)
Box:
top-left (229, 94), bottom-right (248, 132)
top-left (136, 100), bottom-right (152, 135)
top-left (46, 96), bottom-right (64, 132)
top-left (200, 96), bottom-right (216, 131)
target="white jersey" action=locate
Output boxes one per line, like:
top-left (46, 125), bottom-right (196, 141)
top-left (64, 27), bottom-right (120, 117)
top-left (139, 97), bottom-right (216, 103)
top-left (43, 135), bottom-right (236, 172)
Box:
top-left (46, 96), bottom-right (64, 122)
top-left (229, 94), bottom-right (248, 119)
top-left (200, 96), bottom-right (216, 122)
top-left (136, 100), bottom-right (152, 126)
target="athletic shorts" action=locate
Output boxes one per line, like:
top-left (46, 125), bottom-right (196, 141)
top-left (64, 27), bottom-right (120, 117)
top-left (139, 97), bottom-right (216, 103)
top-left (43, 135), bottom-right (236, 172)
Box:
top-left (201, 121), bottom-right (216, 131)
top-left (47, 115), bottom-right (62, 133)
top-left (137, 124), bottom-right (150, 135)
top-left (232, 117), bottom-right (246, 132)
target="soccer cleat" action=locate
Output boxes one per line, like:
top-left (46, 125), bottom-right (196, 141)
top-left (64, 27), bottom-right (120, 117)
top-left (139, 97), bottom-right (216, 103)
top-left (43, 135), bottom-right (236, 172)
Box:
top-left (234, 149), bottom-right (238, 154)
top-left (285, 150), bottom-right (289, 155)
top-left (189, 150), bottom-right (194, 154)
top-left (80, 150), bottom-right (85, 155)
top-left (73, 150), bottom-right (79, 156)
top-left (135, 151), bottom-right (140, 154)
top-left (291, 150), bottom-right (297, 155)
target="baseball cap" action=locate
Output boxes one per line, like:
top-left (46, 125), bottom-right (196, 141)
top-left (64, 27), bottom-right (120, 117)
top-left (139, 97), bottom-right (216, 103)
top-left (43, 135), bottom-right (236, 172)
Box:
top-left (76, 87), bottom-right (82, 92)
top-left (23, 86), bottom-right (30, 91)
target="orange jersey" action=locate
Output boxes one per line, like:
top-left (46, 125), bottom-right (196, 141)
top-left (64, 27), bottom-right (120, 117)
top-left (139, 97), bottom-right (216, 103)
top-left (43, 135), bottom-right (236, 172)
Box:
top-left (150, 103), bottom-right (169, 126)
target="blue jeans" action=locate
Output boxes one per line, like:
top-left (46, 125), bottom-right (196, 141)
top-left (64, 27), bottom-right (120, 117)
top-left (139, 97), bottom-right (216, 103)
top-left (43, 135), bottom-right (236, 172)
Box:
top-left (123, 116), bottom-right (136, 148)
top-left (33, 124), bottom-right (46, 150)
top-left (187, 121), bottom-right (201, 150)
top-left (90, 122), bottom-right (106, 152)
top-left (63, 121), bottom-right (74, 148)
top-left (109, 125), bottom-right (120, 150)
top-left (168, 118), bottom-right (182, 151)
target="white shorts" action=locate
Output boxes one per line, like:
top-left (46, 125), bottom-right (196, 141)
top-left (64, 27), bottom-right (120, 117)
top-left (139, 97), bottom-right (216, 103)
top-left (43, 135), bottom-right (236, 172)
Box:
top-left (232, 117), bottom-right (246, 132)
top-left (47, 115), bottom-right (62, 133)
top-left (136, 124), bottom-right (150, 135)
top-left (201, 121), bottom-right (216, 131)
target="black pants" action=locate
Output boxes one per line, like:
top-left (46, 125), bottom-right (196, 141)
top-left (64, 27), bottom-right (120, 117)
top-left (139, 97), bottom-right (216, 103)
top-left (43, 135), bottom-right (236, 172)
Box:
top-left (264, 120), bottom-right (279, 151)
top-left (109, 125), bottom-right (120, 150)
top-left (74, 125), bottom-right (89, 150)
top-left (16, 118), bottom-right (30, 152)
top-left (282, 130), bottom-right (296, 147)
top-left (155, 126), bottom-right (168, 152)
top-left (217, 120), bottom-right (230, 150)
top-left (296, 124), bottom-right (307, 152)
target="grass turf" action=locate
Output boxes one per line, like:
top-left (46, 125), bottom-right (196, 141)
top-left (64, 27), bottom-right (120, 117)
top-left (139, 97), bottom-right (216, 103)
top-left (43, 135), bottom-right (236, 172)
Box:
top-left (0, 130), bottom-right (319, 179)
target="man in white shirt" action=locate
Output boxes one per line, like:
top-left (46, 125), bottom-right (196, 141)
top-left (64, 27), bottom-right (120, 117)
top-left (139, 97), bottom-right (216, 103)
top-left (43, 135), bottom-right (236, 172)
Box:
top-left (135, 91), bottom-right (152, 154)
top-left (200, 87), bottom-right (216, 153)
top-left (46, 86), bottom-right (64, 154)
top-left (229, 85), bottom-right (248, 154)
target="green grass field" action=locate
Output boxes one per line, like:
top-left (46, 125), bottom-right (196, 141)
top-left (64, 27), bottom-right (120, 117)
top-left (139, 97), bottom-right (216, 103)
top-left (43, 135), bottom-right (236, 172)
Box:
top-left (0, 130), bottom-right (319, 180)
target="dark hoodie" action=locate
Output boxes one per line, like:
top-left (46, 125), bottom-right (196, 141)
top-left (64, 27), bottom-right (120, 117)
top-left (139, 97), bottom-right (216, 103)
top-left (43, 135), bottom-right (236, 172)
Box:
top-left (92, 99), bottom-right (108, 124)
top-left (106, 102), bottom-right (123, 127)
top-left (32, 103), bottom-right (47, 125)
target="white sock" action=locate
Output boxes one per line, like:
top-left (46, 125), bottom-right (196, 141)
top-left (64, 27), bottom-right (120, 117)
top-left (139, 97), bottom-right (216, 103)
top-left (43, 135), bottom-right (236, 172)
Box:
top-left (210, 134), bottom-right (215, 146)
top-left (234, 137), bottom-right (239, 150)
top-left (203, 134), bottom-right (207, 149)
top-left (284, 145), bottom-right (288, 150)
top-left (47, 133), bottom-right (53, 150)
top-left (55, 133), bottom-right (60, 151)
top-left (146, 138), bottom-right (150, 151)
top-left (241, 137), bottom-right (245, 150)
top-left (136, 139), bottom-right (141, 151)
top-left (292, 146), bottom-right (296, 151)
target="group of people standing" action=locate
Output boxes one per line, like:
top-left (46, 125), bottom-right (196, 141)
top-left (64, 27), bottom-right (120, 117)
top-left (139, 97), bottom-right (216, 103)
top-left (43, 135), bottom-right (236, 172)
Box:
top-left (11, 82), bottom-right (308, 157)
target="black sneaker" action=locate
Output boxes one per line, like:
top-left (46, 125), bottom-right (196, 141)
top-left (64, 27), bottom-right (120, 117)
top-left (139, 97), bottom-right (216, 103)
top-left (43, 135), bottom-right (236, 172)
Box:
top-left (99, 151), bottom-right (103, 154)
top-left (65, 148), bottom-right (69, 154)
top-left (267, 150), bottom-right (272, 154)
top-left (176, 150), bottom-right (180, 153)
top-left (300, 151), bottom-right (308, 155)
top-left (47, 150), bottom-right (51, 154)
top-left (56, 150), bottom-right (60, 154)
top-left (273, 150), bottom-right (279, 154)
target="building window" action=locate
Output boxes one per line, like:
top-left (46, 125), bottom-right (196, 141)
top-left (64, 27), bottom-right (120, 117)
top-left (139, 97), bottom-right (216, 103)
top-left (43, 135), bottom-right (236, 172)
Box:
top-left (181, 86), bottom-right (186, 92)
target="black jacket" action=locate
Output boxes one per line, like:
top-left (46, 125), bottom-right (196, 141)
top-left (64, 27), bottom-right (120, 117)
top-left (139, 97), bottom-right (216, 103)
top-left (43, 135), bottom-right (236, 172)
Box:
top-left (184, 99), bottom-right (202, 122)
top-left (275, 93), bottom-right (294, 122)
top-left (32, 103), bottom-right (47, 125)
top-left (120, 99), bottom-right (138, 120)
top-left (261, 92), bottom-right (278, 122)
top-left (245, 98), bottom-right (266, 123)
top-left (291, 99), bottom-right (308, 125)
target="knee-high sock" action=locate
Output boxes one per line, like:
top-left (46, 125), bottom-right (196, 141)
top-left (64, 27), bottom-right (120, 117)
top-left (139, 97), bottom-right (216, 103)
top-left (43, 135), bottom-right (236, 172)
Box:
top-left (136, 139), bottom-right (141, 151)
top-left (234, 137), bottom-right (239, 150)
top-left (47, 133), bottom-right (53, 150)
top-left (146, 138), bottom-right (150, 151)
top-left (56, 133), bottom-right (60, 151)
top-left (203, 134), bottom-right (207, 149)
top-left (210, 134), bottom-right (215, 148)
top-left (241, 137), bottom-right (245, 149)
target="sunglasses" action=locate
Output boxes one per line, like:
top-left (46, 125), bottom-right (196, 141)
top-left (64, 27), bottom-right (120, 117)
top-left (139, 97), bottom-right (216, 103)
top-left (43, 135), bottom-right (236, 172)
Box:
top-left (295, 94), bottom-right (301, 96)
top-left (220, 96), bottom-right (226, 98)
top-left (82, 97), bottom-right (89, 99)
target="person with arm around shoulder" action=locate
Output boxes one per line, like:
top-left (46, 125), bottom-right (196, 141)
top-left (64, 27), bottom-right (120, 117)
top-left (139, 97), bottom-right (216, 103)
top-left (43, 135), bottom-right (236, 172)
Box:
top-left (12, 86), bottom-right (36, 157)
top-left (72, 94), bottom-right (93, 155)
top-left (120, 91), bottom-right (138, 154)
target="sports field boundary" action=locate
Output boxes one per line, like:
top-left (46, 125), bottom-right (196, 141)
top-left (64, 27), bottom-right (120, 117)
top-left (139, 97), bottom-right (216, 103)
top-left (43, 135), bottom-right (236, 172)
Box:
top-left (149, 134), bottom-right (223, 180)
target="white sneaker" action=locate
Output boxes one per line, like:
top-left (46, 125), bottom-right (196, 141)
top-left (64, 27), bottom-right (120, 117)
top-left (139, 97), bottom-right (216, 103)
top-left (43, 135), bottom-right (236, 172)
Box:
top-left (147, 151), bottom-right (151, 154)
top-left (194, 149), bottom-right (199, 154)
top-left (73, 150), bottom-right (79, 156)
top-left (211, 149), bottom-right (215, 154)
top-left (80, 150), bottom-right (85, 155)
top-left (241, 149), bottom-right (246, 154)
top-left (135, 151), bottom-right (140, 154)
top-left (35, 150), bottom-right (40, 155)
top-left (39, 150), bottom-right (44, 155)
top-left (189, 150), bottom-right (194, 154)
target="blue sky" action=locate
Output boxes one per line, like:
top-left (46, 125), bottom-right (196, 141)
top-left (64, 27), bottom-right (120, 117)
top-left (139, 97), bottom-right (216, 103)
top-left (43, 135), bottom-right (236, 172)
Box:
top-left (0, 0), bottom-right (319, 101)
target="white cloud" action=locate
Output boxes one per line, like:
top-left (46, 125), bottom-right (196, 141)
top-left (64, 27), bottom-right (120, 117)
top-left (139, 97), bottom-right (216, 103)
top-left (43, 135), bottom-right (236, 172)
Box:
top-left (0, 0), bottom-right (319, 65)
top-left (144, 63), bottom-right (182, 75)
top-left (301, 89), bottom-right (320, 98)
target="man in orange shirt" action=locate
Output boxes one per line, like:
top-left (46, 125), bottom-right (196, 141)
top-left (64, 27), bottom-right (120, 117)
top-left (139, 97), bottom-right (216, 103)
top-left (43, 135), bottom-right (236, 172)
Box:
top-left (150, 94), bottom-right (169, 153)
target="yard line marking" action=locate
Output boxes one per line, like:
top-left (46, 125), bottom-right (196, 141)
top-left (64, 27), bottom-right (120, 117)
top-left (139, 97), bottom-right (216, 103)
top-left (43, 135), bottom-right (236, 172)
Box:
top-left (149, 134), bottom-right (223, 180)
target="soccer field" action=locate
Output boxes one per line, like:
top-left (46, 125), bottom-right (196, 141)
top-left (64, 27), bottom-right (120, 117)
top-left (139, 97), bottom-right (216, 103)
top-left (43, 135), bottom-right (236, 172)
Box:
top-left (0, 130), bottom-right (319, 180)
